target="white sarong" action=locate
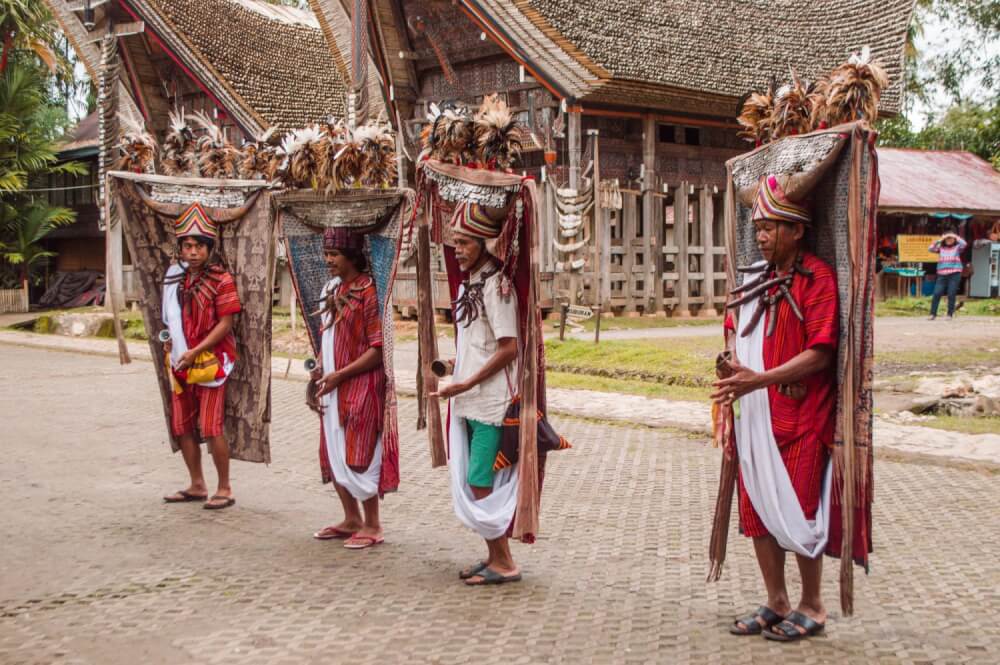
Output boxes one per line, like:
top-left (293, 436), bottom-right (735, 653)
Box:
top-left (319, 278), bottom-right (382, 501)
top-left (734, 288), bottom-right (832, 558)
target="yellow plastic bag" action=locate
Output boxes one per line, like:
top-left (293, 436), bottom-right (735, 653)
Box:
top-left (185, 351), bottom-right (222, 384)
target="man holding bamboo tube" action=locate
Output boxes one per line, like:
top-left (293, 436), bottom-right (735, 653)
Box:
top-left (432, 201), bottom-right (522, 586)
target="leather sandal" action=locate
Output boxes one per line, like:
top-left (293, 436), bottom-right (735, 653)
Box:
top-left (763, 611), bottom-right (825, 642)
top-left (729, 606), bottom-right (785, 636)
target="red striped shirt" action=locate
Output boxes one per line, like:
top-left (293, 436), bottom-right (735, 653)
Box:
top-left (182, 268), bottom-right (241, 362)
top-left (331, 274), bottom-right (385, 468)
top-left (726, 252), bottom-right (838, 448)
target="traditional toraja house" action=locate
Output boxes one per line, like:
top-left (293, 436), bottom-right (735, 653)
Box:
top-left (308, 0), bottom-right (915, 316)
top-left (43, 0), bottom-right (356, 307)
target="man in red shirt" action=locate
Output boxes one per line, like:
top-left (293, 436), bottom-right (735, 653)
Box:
top-left (162, 203), bottom-right (242, 510)
top-left (712, 174), bottom-right (838, 641)
top-left (311, 226), bottom-right (393, 549)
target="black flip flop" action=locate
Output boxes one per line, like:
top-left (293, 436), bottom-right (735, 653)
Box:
top-left (203, 495), bottom-right (236, 510)
top-left (730, 606), bottom-right (785, 636)
top-left (164, 490), bottom-right (208, 503)
top-left (459, 561), bottom-right (488, 580)
top-left (464, 567), bottom-right (521, 586)
top-left (763, 611), bottom-right (825, 642)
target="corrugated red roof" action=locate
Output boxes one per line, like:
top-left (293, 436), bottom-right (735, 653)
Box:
top-left (877, 148), bottom-right (1000, 215)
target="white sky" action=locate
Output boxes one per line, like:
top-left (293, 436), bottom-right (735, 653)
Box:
top-left (909, 11), bottom-right (1000, 128)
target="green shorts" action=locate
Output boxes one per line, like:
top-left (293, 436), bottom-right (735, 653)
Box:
top-left (466, 419), bottom-right (502, 488)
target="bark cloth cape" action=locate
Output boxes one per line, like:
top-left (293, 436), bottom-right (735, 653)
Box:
top-left (708, 122), bottom-right (879, 616)
top-left (110, 171), bottom-right (276, 463)
top-left (413, 159), bottom-right (547, 543)
top-left (275, 187), bottom-right (415, 495)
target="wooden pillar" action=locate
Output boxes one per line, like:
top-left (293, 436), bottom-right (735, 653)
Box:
top-left (98, 36), bottom-right (124, 313)
top-left (622, 193), bottom-right (637, 312)
top-left (567, 106), bottom-right (582, 189)
top-left (642, 115), bottom-right (658, 314)
top-left (674, 182), bottom-right (691, 317)
top-left (590, 129), bottom-right (603, 308)
top-left (699, 186), bottom-right (717, 317)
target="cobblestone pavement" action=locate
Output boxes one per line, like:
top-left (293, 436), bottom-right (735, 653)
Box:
top-left (2, 345), bottom-right (1000, 664)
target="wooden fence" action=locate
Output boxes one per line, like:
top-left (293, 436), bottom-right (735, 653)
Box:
top-left (550, 180), bottom-right (727, 316)
top-left (0, 286), bottom-right (29, 314)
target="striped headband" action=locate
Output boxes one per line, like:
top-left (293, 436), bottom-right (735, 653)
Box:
top-left (174, 202), bottom-right (218, 240)
top-left (449, 201), bottom-right (503, 239)
top-left (751, 174), bottom-right (811, 226)
top-left (323, 226), bottom-right (364, 251)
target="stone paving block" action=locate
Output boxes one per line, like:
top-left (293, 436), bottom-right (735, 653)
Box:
top-left (1, 345), bottom-right (999, 664)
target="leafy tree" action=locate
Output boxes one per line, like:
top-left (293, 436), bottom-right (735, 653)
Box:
top-left (0, 62), bottom-right (84, 288)
top-left (0, 203), bottom-right (75, 283)
top-left (0, 0), bottom-right (67, 74)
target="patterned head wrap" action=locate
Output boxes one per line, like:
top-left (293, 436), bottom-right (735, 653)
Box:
top-left (751, 174), bottom-right (812, 226)
top-left (174, 202), bottom-right (218, 240)
top-left (449, 200), bottom-right (504, 239)
top-left (323, 226), bottom-right (365, 251)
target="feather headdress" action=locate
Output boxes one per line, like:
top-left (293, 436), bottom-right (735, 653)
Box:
top-left (161, 109), bottom-right (197, 176)
top-left (736, 79), bottom-right (775, 145)
top-left (823, 47), bottom-right (889, 126)
top-left (473, 93), bottom-right (521, 169)
top-left (769, 69), bottom-right (820, 140)
top-left (319, 117), bottom-right (349, 192)
top-left (354, 121), bottom-right (397, 188)
top-left (115, 112), bottom-right (157, 173)
top-left (238, 127), bottom-right (281, 181)
top-left (420, 101), bottom-right (473, 163)
top-left (279, 125), bottom-right (327, 189)
top-left (190, 111), bottom-right (240, 179)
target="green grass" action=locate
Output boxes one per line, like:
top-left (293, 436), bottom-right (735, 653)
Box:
top-left (914, 415), bottom-right (1000, 436)
top-left (876, 297), bottom-right (1000, 317)
top-left (544, 337), bottom-right (719, 388)
top-left (546, 371), bottom-right (711, 402)
top-left (878, 348), bottom-right (1000, 371)
top-left (548, 314), bottom-right (719, 333)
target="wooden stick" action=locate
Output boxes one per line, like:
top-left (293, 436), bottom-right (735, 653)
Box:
top-left (416, 222), bottom-right (446, 467)
top-left (104, 172), bottom-right (131, 365)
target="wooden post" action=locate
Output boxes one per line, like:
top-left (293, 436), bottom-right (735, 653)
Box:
top-left (642, 115), bottom-right (657, 314)
top-left (589, 129), bottom-right (602, 309)
top-left (599, 202), bottom-right (612, 308)
top-left (622, 193), bottom-right (637, 312)
top-left (675, 181), bottom-right (692, 317)
top-left (416, 220), bottom-right (446, 467)
top-left (559, 302), bottom-right (568, 341)
top-left (594, 304), bottom-right (602, 344)
top-left (568, 106), bottom-right (582, 189)
top-left (699, 186), bottom-right (717, 317)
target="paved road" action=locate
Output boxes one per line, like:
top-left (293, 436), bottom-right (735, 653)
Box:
top-left (1, 345), bottom-right (999, 664)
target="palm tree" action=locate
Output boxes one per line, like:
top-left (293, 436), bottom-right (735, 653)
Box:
top-left (0, 62), bottom-right (84, 290)
top-left (0, 203), bottom-right (75, 283)
top-left (0, 0), bottom-right (65, 74)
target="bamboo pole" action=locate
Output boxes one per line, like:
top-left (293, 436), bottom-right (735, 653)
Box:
top-left (416, 217), bottom-right (446, 467)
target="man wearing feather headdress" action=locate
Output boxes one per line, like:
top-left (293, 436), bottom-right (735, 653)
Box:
top-left (308, 226), bottom-right (394, 549)
top-left (431, 201), bottom-right (523, 585)
top-left (712, 163), bottom-right (841, 642)
top-left (161, 203), bottom-right (241, 510)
